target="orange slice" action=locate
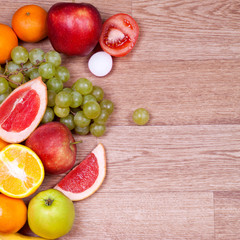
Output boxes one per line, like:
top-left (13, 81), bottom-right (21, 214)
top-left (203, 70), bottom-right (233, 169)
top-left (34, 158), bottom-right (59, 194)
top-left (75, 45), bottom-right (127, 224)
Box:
top-left (0, 144), bottom-right (44, 198)
top-left (55, 143), bottom-right (106, 201)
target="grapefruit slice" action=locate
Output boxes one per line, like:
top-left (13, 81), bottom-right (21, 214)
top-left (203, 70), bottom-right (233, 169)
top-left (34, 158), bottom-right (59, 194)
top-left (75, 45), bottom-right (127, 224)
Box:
top-left (0, 77), bottom-right (47, 143)
top-left (0, 144), bottom-right (45, 198)
top-left (55, 143), bottom-right (106, 201)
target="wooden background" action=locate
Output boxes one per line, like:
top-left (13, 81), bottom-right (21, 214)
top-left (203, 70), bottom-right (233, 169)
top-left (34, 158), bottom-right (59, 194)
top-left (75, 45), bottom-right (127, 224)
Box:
top-left (2, 0), bottom-right (240, 239)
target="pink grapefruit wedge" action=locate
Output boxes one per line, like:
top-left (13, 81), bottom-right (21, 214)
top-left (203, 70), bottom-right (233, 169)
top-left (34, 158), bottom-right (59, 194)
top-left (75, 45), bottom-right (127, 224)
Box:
top-left (0, 77), bottom-right (47, 143)
top-left (55, 143), bottom-right (106, 201)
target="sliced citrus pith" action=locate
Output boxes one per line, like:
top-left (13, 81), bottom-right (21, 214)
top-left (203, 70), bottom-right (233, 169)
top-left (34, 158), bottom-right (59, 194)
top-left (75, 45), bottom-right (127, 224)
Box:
top-left (0, 77), bottom-right (47, 143)
top-left (0, 144), bottom-right (44, 198)
top-left (55, 143), bottom-right (106, 201)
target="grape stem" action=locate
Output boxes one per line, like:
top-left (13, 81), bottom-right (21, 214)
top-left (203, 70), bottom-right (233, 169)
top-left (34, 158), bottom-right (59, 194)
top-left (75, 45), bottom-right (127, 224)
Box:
top-left (1, 61), bottom-right (42, 87)
top-left (0, 74), bottom-right (21, 86)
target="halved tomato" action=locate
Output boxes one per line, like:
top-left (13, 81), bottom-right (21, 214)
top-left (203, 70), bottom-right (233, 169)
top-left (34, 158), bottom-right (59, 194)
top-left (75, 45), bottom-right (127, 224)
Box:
top-left (99, 13), bottom-right (139, 57)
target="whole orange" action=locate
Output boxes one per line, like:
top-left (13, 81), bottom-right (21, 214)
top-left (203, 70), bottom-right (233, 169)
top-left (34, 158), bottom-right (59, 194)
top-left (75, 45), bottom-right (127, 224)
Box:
top-left (0, 194), bottom-right (27, 233)
top-left (12, 5), bottom-right (48, 43)
top-left (0, 24), bottom-right (18, 64)
top-left (0, 138), bottom-right (9, 151)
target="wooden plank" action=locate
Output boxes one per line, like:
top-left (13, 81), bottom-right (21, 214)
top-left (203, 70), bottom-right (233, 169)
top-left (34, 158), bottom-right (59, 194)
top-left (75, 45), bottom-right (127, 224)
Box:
top-left (32, 124), bottom-right (240, 197)
top-left (214, 192), bottom-right (240, 240)
top-left (1, 0), bottom-right (131, 24)
top-left (62, 192), bottom-right (214, 240)
top-left (132, 0), bottom-right (240, 61)
top-left (99, 59), bottom-right (240, 126)
top-left (64, 125), bottom-right (240, 192)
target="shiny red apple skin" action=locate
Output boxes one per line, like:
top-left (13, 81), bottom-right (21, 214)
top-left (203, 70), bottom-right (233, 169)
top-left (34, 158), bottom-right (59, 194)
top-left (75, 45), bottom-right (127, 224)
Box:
top-left (25, 122), bottom-right (76, 175)
top-left (47, 2), bottom-right (102, 56)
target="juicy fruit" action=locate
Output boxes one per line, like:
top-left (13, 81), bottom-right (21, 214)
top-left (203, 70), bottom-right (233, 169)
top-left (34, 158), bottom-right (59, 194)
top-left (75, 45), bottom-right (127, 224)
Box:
top-left (0, 233), bottom-right (48, 240)
top-left (47, 2), bottom-right (102, 56)
top-left (0, 77), bottom-right (47, 143)
top-left (28, 189), bottom-right (75, 239)
top-left (132, 108), bottom-right (149, 125)
top-left (25, 122), bottom-right (76, 175)
top-left (0, 24), bottom-right (18, 64)
top-left (99, 13), bottom-right (139, 57)
top-left (0, 194), bottom-right (27, 233)
top-left (12, 5), bottom-right (48, 43)
top-left (55, 143), bottom-right (106, 201)
top-left (0, 45), bottom-right (114, 137)
top-left (0, 144), bottom-right (44, 198)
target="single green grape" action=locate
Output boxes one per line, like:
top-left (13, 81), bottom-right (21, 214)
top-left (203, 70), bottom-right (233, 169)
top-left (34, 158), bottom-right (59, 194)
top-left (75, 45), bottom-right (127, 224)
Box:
top-left (22, 61), bottom-right (34, 77)
top-left (132, 108), bottom-right (150, 125)
top-left (0, 77), bottom-right (9, 94)
top-left (94, 109), bottom-right (109, 125)
top-left (70, 91), bottom-right (82, 108)
top-left (29, 48), bottom-right (45, 66)
top-left (60, 114), bottom-right (75, 130)
top-left (62, 88), bottom-right (72, 93)
top-left (47, 90), bottom-right (57, 107)
top-left (73, 111), bottom-right (91, 128)
top-left (81, 94), bottom-right (97, 106)
top-left (11, 46), bottom-right (29, 64)
top-left (55, 91), bottom-right (72, 108)
top-left (54, 105), bottom-right (70, 118)
top-left (70, 107), bottom-right (81, 113)
top-left (29, 68), bottom-right (41, 80)
top-left (74, 125), bottom-right (90, 136)
top-left (44, 50), bottom-right (62, 67)
top-left (100, 99), bottom-right (114, 114)
top-left (46, 77), bottom-right (63, 93)
top-left (75, 125), bottom-right (90, 135)
top-left (90, 123), bottom-right (106, 137)
top-left (91, 86), bottom-right (104, 102)
top-left (23, 76), bottom-right (29, 83)
top-left (72, 78), bottom-right (93, 95)
top-left (9, 72), bottom-right (24, 88)
top-left (0, 92), bottom-right (10, 104)
top-left (5, 61), bottom-right (21, 74)
top-left (83, 101), bottom-right (101, 119)
top-left (38, 62), bottom-right (56, 79)
top-left (55, 66), bottom-right (70, 83)
top-left (41, 107), bottom-right (55, 123)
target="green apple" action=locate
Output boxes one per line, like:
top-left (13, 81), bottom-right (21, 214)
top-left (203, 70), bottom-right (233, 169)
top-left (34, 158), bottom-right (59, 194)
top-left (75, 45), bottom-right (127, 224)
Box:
top-left (28, 189), bottom-right (75, 239)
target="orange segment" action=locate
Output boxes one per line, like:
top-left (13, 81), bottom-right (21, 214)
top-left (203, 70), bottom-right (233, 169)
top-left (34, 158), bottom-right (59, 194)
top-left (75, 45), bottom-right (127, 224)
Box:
top-left (0, 144), bottom-right (44, 198)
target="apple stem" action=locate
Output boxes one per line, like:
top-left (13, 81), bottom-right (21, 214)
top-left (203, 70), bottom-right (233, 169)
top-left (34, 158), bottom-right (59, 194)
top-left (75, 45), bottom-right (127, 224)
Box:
top-left (71, 140), bottom-right (82, 145)
top-left (45, 198), bottom-right (54, 206)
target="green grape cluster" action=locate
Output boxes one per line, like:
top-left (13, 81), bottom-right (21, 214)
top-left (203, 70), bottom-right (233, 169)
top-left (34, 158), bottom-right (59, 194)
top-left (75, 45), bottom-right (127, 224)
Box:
top-left (0, 46), bottom-right (69, 104)
top-left (43, 77), bottom-right (114, 137)
top-left (0, 46), bottom-right (114, 137)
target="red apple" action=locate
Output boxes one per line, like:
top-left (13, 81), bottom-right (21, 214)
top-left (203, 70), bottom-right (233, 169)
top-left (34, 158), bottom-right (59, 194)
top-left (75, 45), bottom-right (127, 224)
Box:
top-left (47, 2), bottom-right (102, 56)
top-left (25, 122), bottom-right (76, 174)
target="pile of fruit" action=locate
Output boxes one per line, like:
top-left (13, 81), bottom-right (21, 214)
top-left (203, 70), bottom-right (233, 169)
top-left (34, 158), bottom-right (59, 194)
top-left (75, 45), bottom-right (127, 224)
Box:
top-left (0, 46), bottom-right (114, 137)
top-left (0, 1), bottom-right (149, 240)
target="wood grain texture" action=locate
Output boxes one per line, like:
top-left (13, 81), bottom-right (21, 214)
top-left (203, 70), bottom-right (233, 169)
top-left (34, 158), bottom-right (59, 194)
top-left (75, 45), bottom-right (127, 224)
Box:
top-left (214, 192), bottom-right (240, 240)
top-left (91, 125), bottom-right (240, 192)
top-left (132, 0), bottom-right (240, 61)
top-left (64, 192), bottom-right (214, 240)
top-left (1, 0), bottom-right (240, 239)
